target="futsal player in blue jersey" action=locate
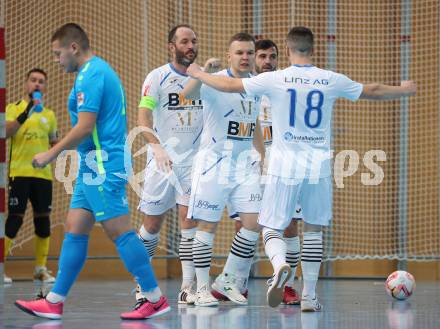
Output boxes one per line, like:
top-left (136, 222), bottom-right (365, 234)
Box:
top-left (15, 23), bottom-right (170, 320)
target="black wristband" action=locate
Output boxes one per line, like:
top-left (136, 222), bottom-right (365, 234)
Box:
top-left (16, 100), bottom-right (34, 124)
top-left (16, 111), bottom-right (28, 124)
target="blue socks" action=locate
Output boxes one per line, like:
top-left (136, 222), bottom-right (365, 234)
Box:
top-left (115, 230), bottom-right (159, 292)
top-left (51, 233), bottom-right (89, 297)
top-left (51, 230), bottom-right (158, 298)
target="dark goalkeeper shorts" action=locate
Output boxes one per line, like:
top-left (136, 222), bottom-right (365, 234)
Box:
top-left (8, 177), bottom-right (52, 214)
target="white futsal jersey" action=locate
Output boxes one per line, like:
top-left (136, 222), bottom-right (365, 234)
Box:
top-left (197, 69), bottom-right (261, 176)
top-left (139, 63), bottom-right (203, 167)
top-left (243, 64), bottom-right (363, 179)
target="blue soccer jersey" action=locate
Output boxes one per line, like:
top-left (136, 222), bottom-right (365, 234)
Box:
top-left (68, 56), bottom-right (128, 175)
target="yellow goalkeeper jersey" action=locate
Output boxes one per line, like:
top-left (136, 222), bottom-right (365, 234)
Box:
top-left (6, 100), bottom-right (58, 180)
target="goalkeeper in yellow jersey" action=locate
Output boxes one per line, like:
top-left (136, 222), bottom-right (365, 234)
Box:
top-left (4, 68), bottom-right (59, 284)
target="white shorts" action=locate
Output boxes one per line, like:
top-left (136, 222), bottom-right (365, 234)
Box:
top-left (227, 200), bottom-right (302, 220)
top-left (258, 175), bottom-right (332, 230)
top-left (261, 146), bottom-right (303, 218)
top-left (138, 160), bottom-right (192, 216)
top-left (292, 204), bottom-right (303, 219)
top-left (187, 165), bottom-right (262, 223)
top-left (226, 201), bottom-right (240, 220)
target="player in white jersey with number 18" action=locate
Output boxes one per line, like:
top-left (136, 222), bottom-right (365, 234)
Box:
top-left (186, 26), bottom-right (416, 311)
top-left (183, 32), bottom-right (265, 307)
top-left (254, 39), bottom-right (302, 305)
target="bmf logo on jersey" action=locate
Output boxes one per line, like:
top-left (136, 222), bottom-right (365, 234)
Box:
top-left (227, 121), bottom-right (256, 141)
top-left (168, 93), bottom-right (202, 111)
top-left (168, 93), bottom-right (203, 133)
top-left (226, 98), bottom-right (259, 141)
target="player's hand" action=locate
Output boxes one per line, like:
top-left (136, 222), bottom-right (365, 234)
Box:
top-left (187, 63), bottom-right (203, 79)
top-left (203, 58), bottom-right (221, 73)
top-left (401, 80), bottom-right (416, 96)
top-left (151, 143), bottom-right (173, 173)
top-left (32, 151), bottom-right (53, 168)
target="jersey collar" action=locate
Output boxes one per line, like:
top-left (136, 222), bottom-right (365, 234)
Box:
top-left (78, 56), bottom-right (97, 73)
top-left (227, 68), bottom-right (251, 78)
top-left (169, 63), bottom-right (188, 77)
top-left (292, 64), bottom-right (314, 68)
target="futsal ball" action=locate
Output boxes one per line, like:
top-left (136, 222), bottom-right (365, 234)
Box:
top-left (385, 271), bottom-right (415, 300)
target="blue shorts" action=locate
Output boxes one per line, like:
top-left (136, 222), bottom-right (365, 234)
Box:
top-left (70, 173), bottom-right (129, 221)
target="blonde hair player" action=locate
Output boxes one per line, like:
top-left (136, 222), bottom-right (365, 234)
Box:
top-left (186, 26), bottom-right (416, 311)
top-left (213, 39), bottom-right (302, 305)
top-left (183, 32), bottom-right (265, 307)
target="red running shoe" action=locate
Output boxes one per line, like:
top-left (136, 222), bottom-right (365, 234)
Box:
top-left (282, 286), bottom-right (301, 305)
top-left (15, 297), bottom-right (63, 320)
top-left (120, 296), bottom-right (170, 320)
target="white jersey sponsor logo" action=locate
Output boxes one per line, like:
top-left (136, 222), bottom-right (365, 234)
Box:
top-left (198, 69), bottom-right (261, 176)
top-left (140, 63), bottom-right (203, 166)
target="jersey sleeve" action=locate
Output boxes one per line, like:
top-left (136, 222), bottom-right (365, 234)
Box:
top-left (333, 73), bottom-right (363, 101)
top-left (242, 71), bottom-right (273, 97)
top-left (139, 69), bottom-right (160, 110)
top-left (200, 71), bottom-right (226, 101)
top-left (76, 70), bottom-right (104, 113)
top-left (5, 103), bottom-right (18, 121)
top-left (199, 83), bottom-right (215, 101)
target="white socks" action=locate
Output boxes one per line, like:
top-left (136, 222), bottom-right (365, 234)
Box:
top-left (193, 230), bottom-right (215, 291)
top-left (179, 228), bottom-right (197, 289)
top-left (138, 225), bottom-right (159, 259)
top-left (301, 231), bottom-right (323, 298)
top-left (141, 286), bottom-right (162, 303)
top-left (46, 291), bottom-right (66, 304)
top-left (285, 236), bottom-right (300, 287)
top-left (223, 227), bottom-right (259, 279)
top-left (263, 227), bottom-right (287, 272)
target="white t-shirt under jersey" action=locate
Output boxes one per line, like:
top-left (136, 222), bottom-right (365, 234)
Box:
top-left (198, 68), bottom-right (261, 177)
top-left (140, 63), bottom-right (203, 167)
top-left (243, 64), bottom-right (363, 179)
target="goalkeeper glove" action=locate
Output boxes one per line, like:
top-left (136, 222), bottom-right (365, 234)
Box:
top-left (16, 92), bottom-right (36, 124)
